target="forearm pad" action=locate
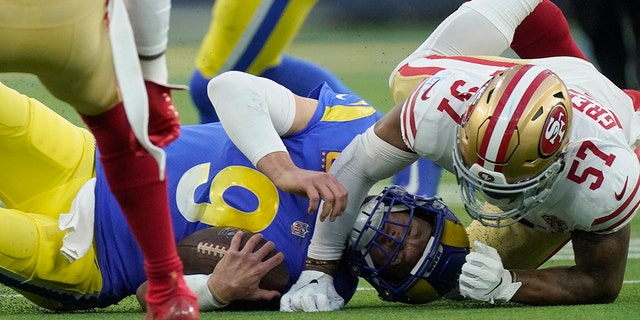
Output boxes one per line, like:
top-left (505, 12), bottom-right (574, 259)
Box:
top-left (308, 127), bottom-right (419, 260)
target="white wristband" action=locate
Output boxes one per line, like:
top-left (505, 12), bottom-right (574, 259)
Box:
top-left (495, 270), bottom-right (522, 303)
top-left (183, 274), bottom-right (229, 311)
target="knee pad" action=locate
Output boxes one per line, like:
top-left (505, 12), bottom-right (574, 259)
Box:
top-left (0, 208), bottom-right (102, 305)
top-left (0, 82), bottom-right (29, 132)
top-left (0, 84), bottom-right (94, 215)
top-left (0, 209), bottom-right (40, 275)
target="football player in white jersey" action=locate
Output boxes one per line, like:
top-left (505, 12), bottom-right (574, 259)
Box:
top-left (279, 0), bottom-right (640, 309)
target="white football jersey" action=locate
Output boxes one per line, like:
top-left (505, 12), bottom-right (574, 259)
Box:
top-left (392, 55), bottom-right (640, 234)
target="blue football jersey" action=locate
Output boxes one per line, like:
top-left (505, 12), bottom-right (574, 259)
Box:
top-left (93, 83), bottom-right (382, 306)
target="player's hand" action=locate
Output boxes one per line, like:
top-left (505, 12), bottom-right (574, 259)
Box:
top-left (459, 240), bottom-right (521, 304)
top-left (145, 80), bottom-right (181, 147)
top-left (280, 270), bottom-right (344, 312)
top-left (283, 168), bottom-right (347, 220)
top-left (208, 231), bottom-right (284, 303)
top-left (257, 152), bottom-right (347, 218)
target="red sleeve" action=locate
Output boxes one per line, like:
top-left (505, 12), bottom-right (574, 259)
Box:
top-left (623, 89), bottom-right (640, 112)
top-left (510, 0), bottom-right (588, 60)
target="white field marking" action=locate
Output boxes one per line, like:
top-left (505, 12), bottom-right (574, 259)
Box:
top-left (356, 287), bottom-right (376, 291)
top-left (436, 183), bottom-right (640, 261)
top-left (356, 281), bottom-right (640, 290)
top-left (550, 238), bottom-right (640, 261)
top-left (7, 248), bottom-right (636, 298)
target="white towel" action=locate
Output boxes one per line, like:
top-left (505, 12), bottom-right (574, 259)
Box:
top-left (59, 178), bottom-right (97, 262)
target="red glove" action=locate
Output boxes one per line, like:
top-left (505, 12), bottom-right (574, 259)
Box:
top-left (145, 80), bottom-right (181, 147)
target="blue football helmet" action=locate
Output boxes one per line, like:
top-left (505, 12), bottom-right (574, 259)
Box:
top-left (347, 185), bottom-right (470, 304)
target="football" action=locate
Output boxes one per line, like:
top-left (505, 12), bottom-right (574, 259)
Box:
top-left (177, 226), bottom-right (290, 291)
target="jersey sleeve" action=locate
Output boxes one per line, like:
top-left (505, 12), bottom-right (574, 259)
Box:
top-left (399, 69), bottom-right (478, 173)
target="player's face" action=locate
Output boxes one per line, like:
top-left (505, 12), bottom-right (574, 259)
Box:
top-left (368, 212), bottom-right (432, 285)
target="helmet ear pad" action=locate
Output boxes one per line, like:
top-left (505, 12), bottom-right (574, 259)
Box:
top-left (409, 217), bottom-right (469, 303)
top-left (347, 186), bottom-right (470, 304)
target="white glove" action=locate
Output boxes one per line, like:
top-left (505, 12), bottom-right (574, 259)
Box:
top-left (459, 240), bottom-right (522, 304)
top-left (280, 270), bottom-right (344, 312)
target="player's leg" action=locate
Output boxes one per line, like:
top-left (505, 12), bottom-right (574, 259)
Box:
top-left (511, 0), bottom-right (587, 60)
top-left (190, 0), bottom-right (344, 123)
top-left (29, 1), bottom-right (195, 318)
top-left (126, 0), bottom-right (171, 87)
top-left (0, 81), bottom-right (95, 215)
top-left (0, 63), bottom-right (101, 311)
top-left (260, 55), bottom-right (353, 95)
top-left (391, 159), bottom-right (442, 197)
top-left (0, 208), bottom-right (102, 311)
top-left (191, 54), bottom-right (353, 123)
top-left (125, 0), bottom-right (183, 148)
top-left (466, 220), bottom-right (571, 269)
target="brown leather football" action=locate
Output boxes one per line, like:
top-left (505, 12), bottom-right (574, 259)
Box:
top-left (177, 226), bottom-right (290, 291)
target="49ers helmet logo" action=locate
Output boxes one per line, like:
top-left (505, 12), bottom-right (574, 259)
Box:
top-left (540, 105), bottom-right (568, 156)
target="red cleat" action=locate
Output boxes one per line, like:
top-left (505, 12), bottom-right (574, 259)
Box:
top-left (145, 294), bottom-right (200, 320)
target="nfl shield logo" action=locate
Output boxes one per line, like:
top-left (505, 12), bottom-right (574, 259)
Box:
top-left (291, 221), bottom-right (310, 238)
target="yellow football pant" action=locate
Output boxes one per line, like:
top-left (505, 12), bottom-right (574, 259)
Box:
top-left (195, 0), bottom-right (318, 77)
top-left (0, 81), bottom-right (101, 310)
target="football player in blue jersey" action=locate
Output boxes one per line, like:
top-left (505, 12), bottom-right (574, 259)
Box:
top-left (0, 70), bottom-right (469, 312)
top-left (188, 0), bottom-right (444, 199)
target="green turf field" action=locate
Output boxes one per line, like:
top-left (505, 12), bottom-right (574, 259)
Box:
top-left (1, 5), bottom-right (640, 319)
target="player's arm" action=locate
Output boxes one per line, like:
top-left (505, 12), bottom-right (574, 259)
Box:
top-left (511, 226), bottom-right (629, 305)
top-left (136, 231), bottom-right (285, 311)
top-left (280, 103), bottom-right (419, 312)
top-left (199, 231), bottom-right (284, 309)
top-left (208, 71), bottom-right (347, 216)
top-left (304, 103), bottom-right (420, 266)
top-left (460, 226), bottom-right (629, 305)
